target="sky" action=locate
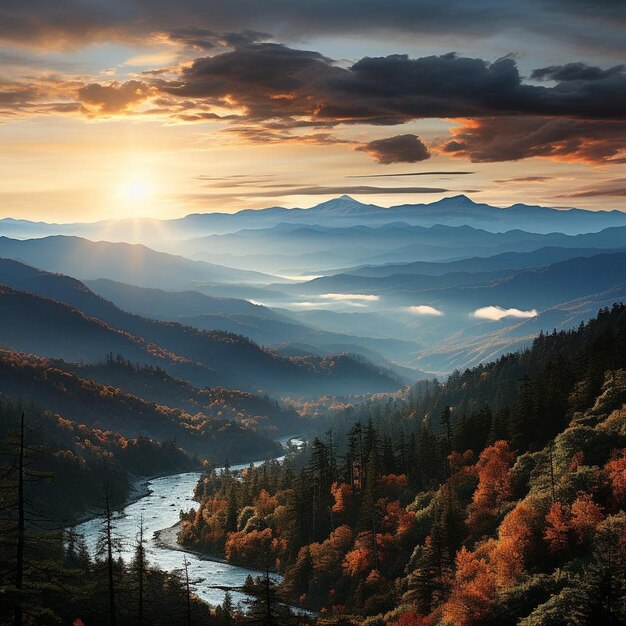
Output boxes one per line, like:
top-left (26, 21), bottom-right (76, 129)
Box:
top-left (0, 0), bottom-right (625, 221)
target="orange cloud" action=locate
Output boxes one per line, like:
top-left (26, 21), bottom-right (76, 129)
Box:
top-left (77, 80), bottom-right (154, 115)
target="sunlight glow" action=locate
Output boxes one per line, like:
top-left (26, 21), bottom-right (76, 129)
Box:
top-left (117, 177), bottom-right (154, 205)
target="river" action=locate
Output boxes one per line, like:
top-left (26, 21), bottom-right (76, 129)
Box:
top-left (74, 437), bottom-right (303, 609)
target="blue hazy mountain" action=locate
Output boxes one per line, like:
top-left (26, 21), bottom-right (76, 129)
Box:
top-left (0, 235), bottom-right (279, 288)
top-left (0, 258), bottom-right (403, 395)
top-left (2, 195), bottom-right (626, 245)
top-left (85, 278), bottom-right (421, 364)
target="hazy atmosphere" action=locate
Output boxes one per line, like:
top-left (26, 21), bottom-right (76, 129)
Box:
top-left (1, 2), bottom-right (625, 626)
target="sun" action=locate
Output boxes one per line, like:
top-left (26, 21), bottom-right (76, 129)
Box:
top-left (117, 177), bottom-right (154, 204)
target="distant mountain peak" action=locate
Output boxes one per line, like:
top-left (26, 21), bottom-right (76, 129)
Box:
top-left (434, 194), bottom-right (478, 206)
top-left (311, 195), bottom-right (380, 215)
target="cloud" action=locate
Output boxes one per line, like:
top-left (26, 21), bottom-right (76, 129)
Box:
top-left (1, 1), bottom-right (624, 56)
top-left (292, 301), bottom-right (327, 309)
top-left (531, 63), bottom-right (625, 82)
top-left (473, 306), bottom-right (538, 321)
top-left (444, 116), bottom-right (626, 164)
top-left (2, 26), bottom-right (625, 165)
top-left (77, 80), bottom-right (154, 114)
top-left (159, 42), bottom-right (338, 121)
top-left (408, 305), bottom-right (444, 316)
top-left (205, 185), bottom-right (453, 197)
top-left (160, 49), bottom-right (626, 125)
top-left (292, 297), bottom-right (370, 309)
top-left (357, 134), bottom-right (430, 164)
top-left (495, 176), bottom-right (553, 183)
top-left (557, 178), bottom-right (626, 198)
top-left (348, 171), bottom-right (474, 178)
top-left (320, 293), bottom-right (379, 302)
top-left (156, 48), bottom-right (626, 162)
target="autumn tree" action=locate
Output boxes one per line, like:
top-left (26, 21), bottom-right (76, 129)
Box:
top-left (443, 545), bottom-right (496, 626)
top-left (544, 501), bottom-right (571, 552)
top-left (467, 441), bottom-right (514, 535)
top-left (571, 493), bottom-right (604, 544)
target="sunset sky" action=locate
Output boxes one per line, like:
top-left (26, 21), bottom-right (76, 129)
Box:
top-left (1, 1), bottom-right (625, 221)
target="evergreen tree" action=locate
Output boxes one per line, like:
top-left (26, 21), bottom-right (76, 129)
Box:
top-left (96, 485), bottom-right (122, 626)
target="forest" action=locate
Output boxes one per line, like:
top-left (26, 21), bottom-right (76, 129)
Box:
top-left (1, 304), bottom-right (625, 624)
top-left (176, 304), bottom-right (626, 624)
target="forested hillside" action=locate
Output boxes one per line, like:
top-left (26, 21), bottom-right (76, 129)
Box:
top-left (0, 348), bottom-right (286, 460)
top-left (0, 398), bottom-right (194, 521)
top-left (178, 303), bottom-right (626, 625)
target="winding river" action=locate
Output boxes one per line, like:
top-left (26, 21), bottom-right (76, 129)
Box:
top-left (75, 437), bottom-right (302, 609)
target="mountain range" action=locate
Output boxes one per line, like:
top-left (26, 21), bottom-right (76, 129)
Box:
top-left (3, 195), bottom-right (626, 243)
top-left (0, 258), bottom-right (403, 395)
top-left (1, 195), bottom-right (625, 379)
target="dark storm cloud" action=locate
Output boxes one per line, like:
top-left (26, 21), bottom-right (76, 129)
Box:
top-left (161, 48), bottom-right (626, 125)
top-left (1, 1), bottom-right (624, 54)
top-left (153, 45), bottom-right (626, 162)
top-left (159, 43), bottom-right (339, 121)
top-left (357, 134), bottom-right (431, 164)
top-left (3, 32), bottom-right (625, 164)
top-left (531, 62), bottom-right (626, 82)
top-left (164, 27), bottom-right (271, 51)
top-left (443, 117), bottom-right (626, 163)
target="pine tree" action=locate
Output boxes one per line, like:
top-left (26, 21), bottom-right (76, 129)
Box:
top-left (246, 566), bottom-right (288, 625)
top-left (225, 486), bottom-right (239, 534)
top-left (133, 513), bottom-right (147, 626)
top-left (96, 485), bottom-right (122, 626)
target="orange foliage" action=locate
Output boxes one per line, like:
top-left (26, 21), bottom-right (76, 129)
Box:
top-left (492, 499), bottom-right (539, 584)
top-left (445, 496), bottom-right (543, 625)
top-left (388, 611), bottom-right (432, 626)
top-left (342, 531), bottom-right (394, 577)
top-left (365, 568), bottom-right (383, 585)
top-left (342, 542), bottom-right (370, 577)
top-left (383, 500), bottom-right (416, 535)
top-left (331, 482), bottom-right (354, 514)
top-left (308, 525), bottom-right (353, 574)
top-left (571, 493), bottom-right (604, 543)
top-left (544, 501), bottom-right (571, 552)
top-left (569, 451), bottom-right (585, 471)
top-left (225, 528), bottom-right (273, 563)
top-left (467, 441), bottom-right (514, 533)
top-left (254, 489), bottom-right (278, 516)
top-left (380, 473), bottom-right (408, 497)
top-left (605, 448), bottom-right (626, 506)
top-left (443, 546), bottom-right (496, 626)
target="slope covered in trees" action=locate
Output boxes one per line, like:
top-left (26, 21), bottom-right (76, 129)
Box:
top-left (0, 402), bottom-right (244, 625)
top-left (0, 348), bottom-right (284, 460)
top-left (0, 399), bottom-right (194, 522)
top-left (177, 303), bottom-right (626, 625)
